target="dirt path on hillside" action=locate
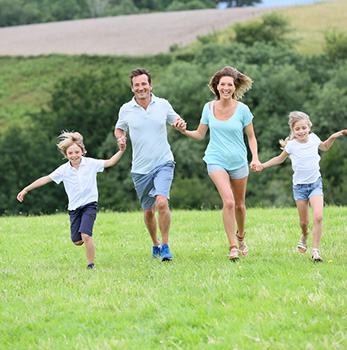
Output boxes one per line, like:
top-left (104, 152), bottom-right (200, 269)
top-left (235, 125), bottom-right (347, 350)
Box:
top-left (0, 7), bottom-right (280, 56)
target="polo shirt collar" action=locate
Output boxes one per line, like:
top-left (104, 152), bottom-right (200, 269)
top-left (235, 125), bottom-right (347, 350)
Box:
top-left (69, 156), bottom-right (86, 170)
top-left (131, 93), bottom-right (157, 107)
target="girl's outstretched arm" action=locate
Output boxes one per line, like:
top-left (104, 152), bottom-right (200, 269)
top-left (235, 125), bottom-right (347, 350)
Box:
top-left (253, 150), bottom-right (289, 172)
top-left (319, 130), bottom-right (347, 151)
top-left (17, 176), bottom-right (53, 202)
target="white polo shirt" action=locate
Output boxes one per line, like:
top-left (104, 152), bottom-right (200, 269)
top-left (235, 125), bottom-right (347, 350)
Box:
top-left (116, 94), bottom-right (180, 174)
top-left (49, 156), bottom-right (105, 210)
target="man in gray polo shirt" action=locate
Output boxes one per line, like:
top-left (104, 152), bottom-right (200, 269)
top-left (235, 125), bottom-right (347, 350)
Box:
top-left (115, 68), bottom-right (186, 261)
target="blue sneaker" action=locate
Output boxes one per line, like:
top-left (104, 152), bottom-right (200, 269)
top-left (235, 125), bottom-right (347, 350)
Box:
top-left (160, 244), bottom-right (173, 261)
top-left (152, 245), bottom-right (161, 259)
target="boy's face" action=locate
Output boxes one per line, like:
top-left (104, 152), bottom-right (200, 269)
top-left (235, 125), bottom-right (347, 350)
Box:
top-left (66, 143), bottom-right (83, 167)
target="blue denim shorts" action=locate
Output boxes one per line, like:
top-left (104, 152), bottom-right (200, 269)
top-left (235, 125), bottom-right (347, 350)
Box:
top-left (68, 202), bottom-right (98, 243)
top-left (131, 161), bottom-right (175, 210)
top-left (207, 163), bottom-right (249, 179)
top-left (293, 177), bottom-right (323, 201)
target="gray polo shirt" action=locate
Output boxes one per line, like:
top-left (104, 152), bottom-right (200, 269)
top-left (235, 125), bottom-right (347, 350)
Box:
top-left (116, 94), bottom-right (179, 174)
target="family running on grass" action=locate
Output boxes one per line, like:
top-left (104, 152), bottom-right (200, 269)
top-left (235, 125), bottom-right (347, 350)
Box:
top-left (17, 67), bottom-right (347, 268)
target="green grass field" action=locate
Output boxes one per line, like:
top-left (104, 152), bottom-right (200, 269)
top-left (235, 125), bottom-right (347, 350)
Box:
top-left (1, 207), bottom-right (346, 349)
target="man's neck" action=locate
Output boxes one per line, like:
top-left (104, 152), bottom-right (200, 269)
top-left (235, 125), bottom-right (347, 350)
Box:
top-left (136, 96), bottom-right (151, 110)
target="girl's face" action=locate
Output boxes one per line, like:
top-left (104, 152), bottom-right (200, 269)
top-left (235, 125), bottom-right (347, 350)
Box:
top-left (66, 143), bottom-right (83, 167)
top-left (292, 119), bottom-right (311, 142)
top-left (217, 76), bottom-right (235, 100)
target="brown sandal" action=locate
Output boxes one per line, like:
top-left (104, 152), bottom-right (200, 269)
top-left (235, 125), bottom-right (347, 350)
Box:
top-left (236, 231), bottom-right (248, 256)
top-left (229, 245), bottom-right (239, 261)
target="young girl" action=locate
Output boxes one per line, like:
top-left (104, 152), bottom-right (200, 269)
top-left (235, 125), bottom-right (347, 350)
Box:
top-left (17, 131), bottom-right (126, 269)
top-left (253, 111), bottom-right (346, 261)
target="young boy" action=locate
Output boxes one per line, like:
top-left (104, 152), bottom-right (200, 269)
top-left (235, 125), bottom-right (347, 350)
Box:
top-left (17, 131), bottom-right (125, 269)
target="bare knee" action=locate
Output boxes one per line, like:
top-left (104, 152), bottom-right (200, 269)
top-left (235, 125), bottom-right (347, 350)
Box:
top-left (235, 202), bottom-right (246, 212)
top-left (156, 196), bottom-right (169, 212)
top-left (144, 206), bottom-right (155, 220)
top-left (299, 220), bottom-right (309, 229)
top-left (73, 240), bottom-right (83, 246)
top-left (223, 198), bottom-right (235, 211)
top-left (81, 233), bottom-right (92, 243)
top-left (313, 214), bottom-right (323, 224)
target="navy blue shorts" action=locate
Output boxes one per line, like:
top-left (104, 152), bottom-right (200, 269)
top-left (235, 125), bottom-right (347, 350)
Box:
top-left (68, 202), bottom-right (98, 243)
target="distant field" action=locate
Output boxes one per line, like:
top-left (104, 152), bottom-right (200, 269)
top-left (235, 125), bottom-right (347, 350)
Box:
top-left (215, 0), bottom-right (347, 55)
top-left (279, 0), bottom-right (347, 54)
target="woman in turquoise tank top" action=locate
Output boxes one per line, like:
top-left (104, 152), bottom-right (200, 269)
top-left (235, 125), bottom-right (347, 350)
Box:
top-left (174, 66), bottom-right (260, 260)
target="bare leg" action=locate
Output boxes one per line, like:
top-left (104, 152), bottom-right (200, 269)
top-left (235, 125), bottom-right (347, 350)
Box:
top-left (230, 176), bottom-right (248, 236)
top-left (156, 195), bottom-right (171, 246)
top-left (309, 195), bottom-right (324, 249)
top-left (209, 171), bottom-right (236, 248)
top-left (143, 205), bottom-right (161, 246)
top-left (81, 233), bottom-right (95, 265)
top-left (295, 199), bottom-right (310, 235)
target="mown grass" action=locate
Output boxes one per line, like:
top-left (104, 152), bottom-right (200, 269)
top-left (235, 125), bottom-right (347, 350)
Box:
top-left (1, 207), bottom-right (346, 349)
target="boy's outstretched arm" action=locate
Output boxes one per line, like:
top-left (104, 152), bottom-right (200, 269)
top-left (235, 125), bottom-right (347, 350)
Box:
top-left (17, 176), bottom-right (53, 202)
top-left (253, 150), bottom-right (289, 172)
top-left (319, 129), bottom-right (347, 151)
top-left (104, 148), bottom-right (125, 169)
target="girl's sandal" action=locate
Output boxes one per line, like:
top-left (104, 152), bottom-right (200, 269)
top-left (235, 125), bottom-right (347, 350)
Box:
top-left (298, 232), bottom-right (309, 253)
top-left (236, 231), bottom-right (248, 256)
top-left (229, 245), bottom-right (239, 261)
top-left (312, 248), bottom-right (323, 262)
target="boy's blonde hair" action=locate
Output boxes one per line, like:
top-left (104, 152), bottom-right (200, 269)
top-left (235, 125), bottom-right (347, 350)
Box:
top-left (280, 111), bottom-right (312, 149)
top-left (57, 131), bottom-right (87, 157)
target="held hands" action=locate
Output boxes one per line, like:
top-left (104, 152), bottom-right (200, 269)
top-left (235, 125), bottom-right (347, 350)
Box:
top-left (117, 136), bottom-right (127, 151)
top-left (171, 118), bottom-right (187, 133)
top-left (249, 160), bottom-right (264, 173)
top-left (250, 161), bottom-right (264, 173)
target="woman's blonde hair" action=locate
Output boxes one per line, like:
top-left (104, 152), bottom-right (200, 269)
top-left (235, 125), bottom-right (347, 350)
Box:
top-left (279, 111), bottom-right (312, 148)
top-left (209, 66), bottom-right (253, 100)
top-left (57, 131), bottom-right (87, 157)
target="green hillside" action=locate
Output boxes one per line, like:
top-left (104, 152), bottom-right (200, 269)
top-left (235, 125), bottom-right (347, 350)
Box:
top-left (1, 0), bottom-right (346, 214)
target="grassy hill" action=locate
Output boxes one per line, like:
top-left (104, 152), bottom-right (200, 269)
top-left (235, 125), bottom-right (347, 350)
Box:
top-left (1, 0), bottom-right (346, 127)
top-left (1, 208), bottom-right (347, 349)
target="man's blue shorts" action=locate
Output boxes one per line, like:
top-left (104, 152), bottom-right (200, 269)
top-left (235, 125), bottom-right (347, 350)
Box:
top-left (293, 176), bottom-right (323, 201)
top-left (207, 163), bottom-right (249, 179)
top-left (131, 161), bottom-right (175, 210)
top-left (68, 202), bottom-right (98, 243)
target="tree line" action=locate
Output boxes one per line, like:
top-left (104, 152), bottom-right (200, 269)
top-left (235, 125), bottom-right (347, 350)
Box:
top-left (0, 0), bottom-right (261, 27)
top-left (1, 13), bottom-right (347, 215)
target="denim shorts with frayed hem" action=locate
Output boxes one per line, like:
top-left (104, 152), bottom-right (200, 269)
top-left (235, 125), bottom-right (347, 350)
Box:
top-left (293, 176), bottom-right (323, 201)
top-left (207, 163), bottom-right (249, 179)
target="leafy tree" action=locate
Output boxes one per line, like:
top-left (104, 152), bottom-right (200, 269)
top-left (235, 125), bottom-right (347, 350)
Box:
top-left (36, 68), bottom-right (132, 156)
top-left (234, 12), bottom-right (294, 47)
top-left (324, 29), bottom-right (347, 62)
